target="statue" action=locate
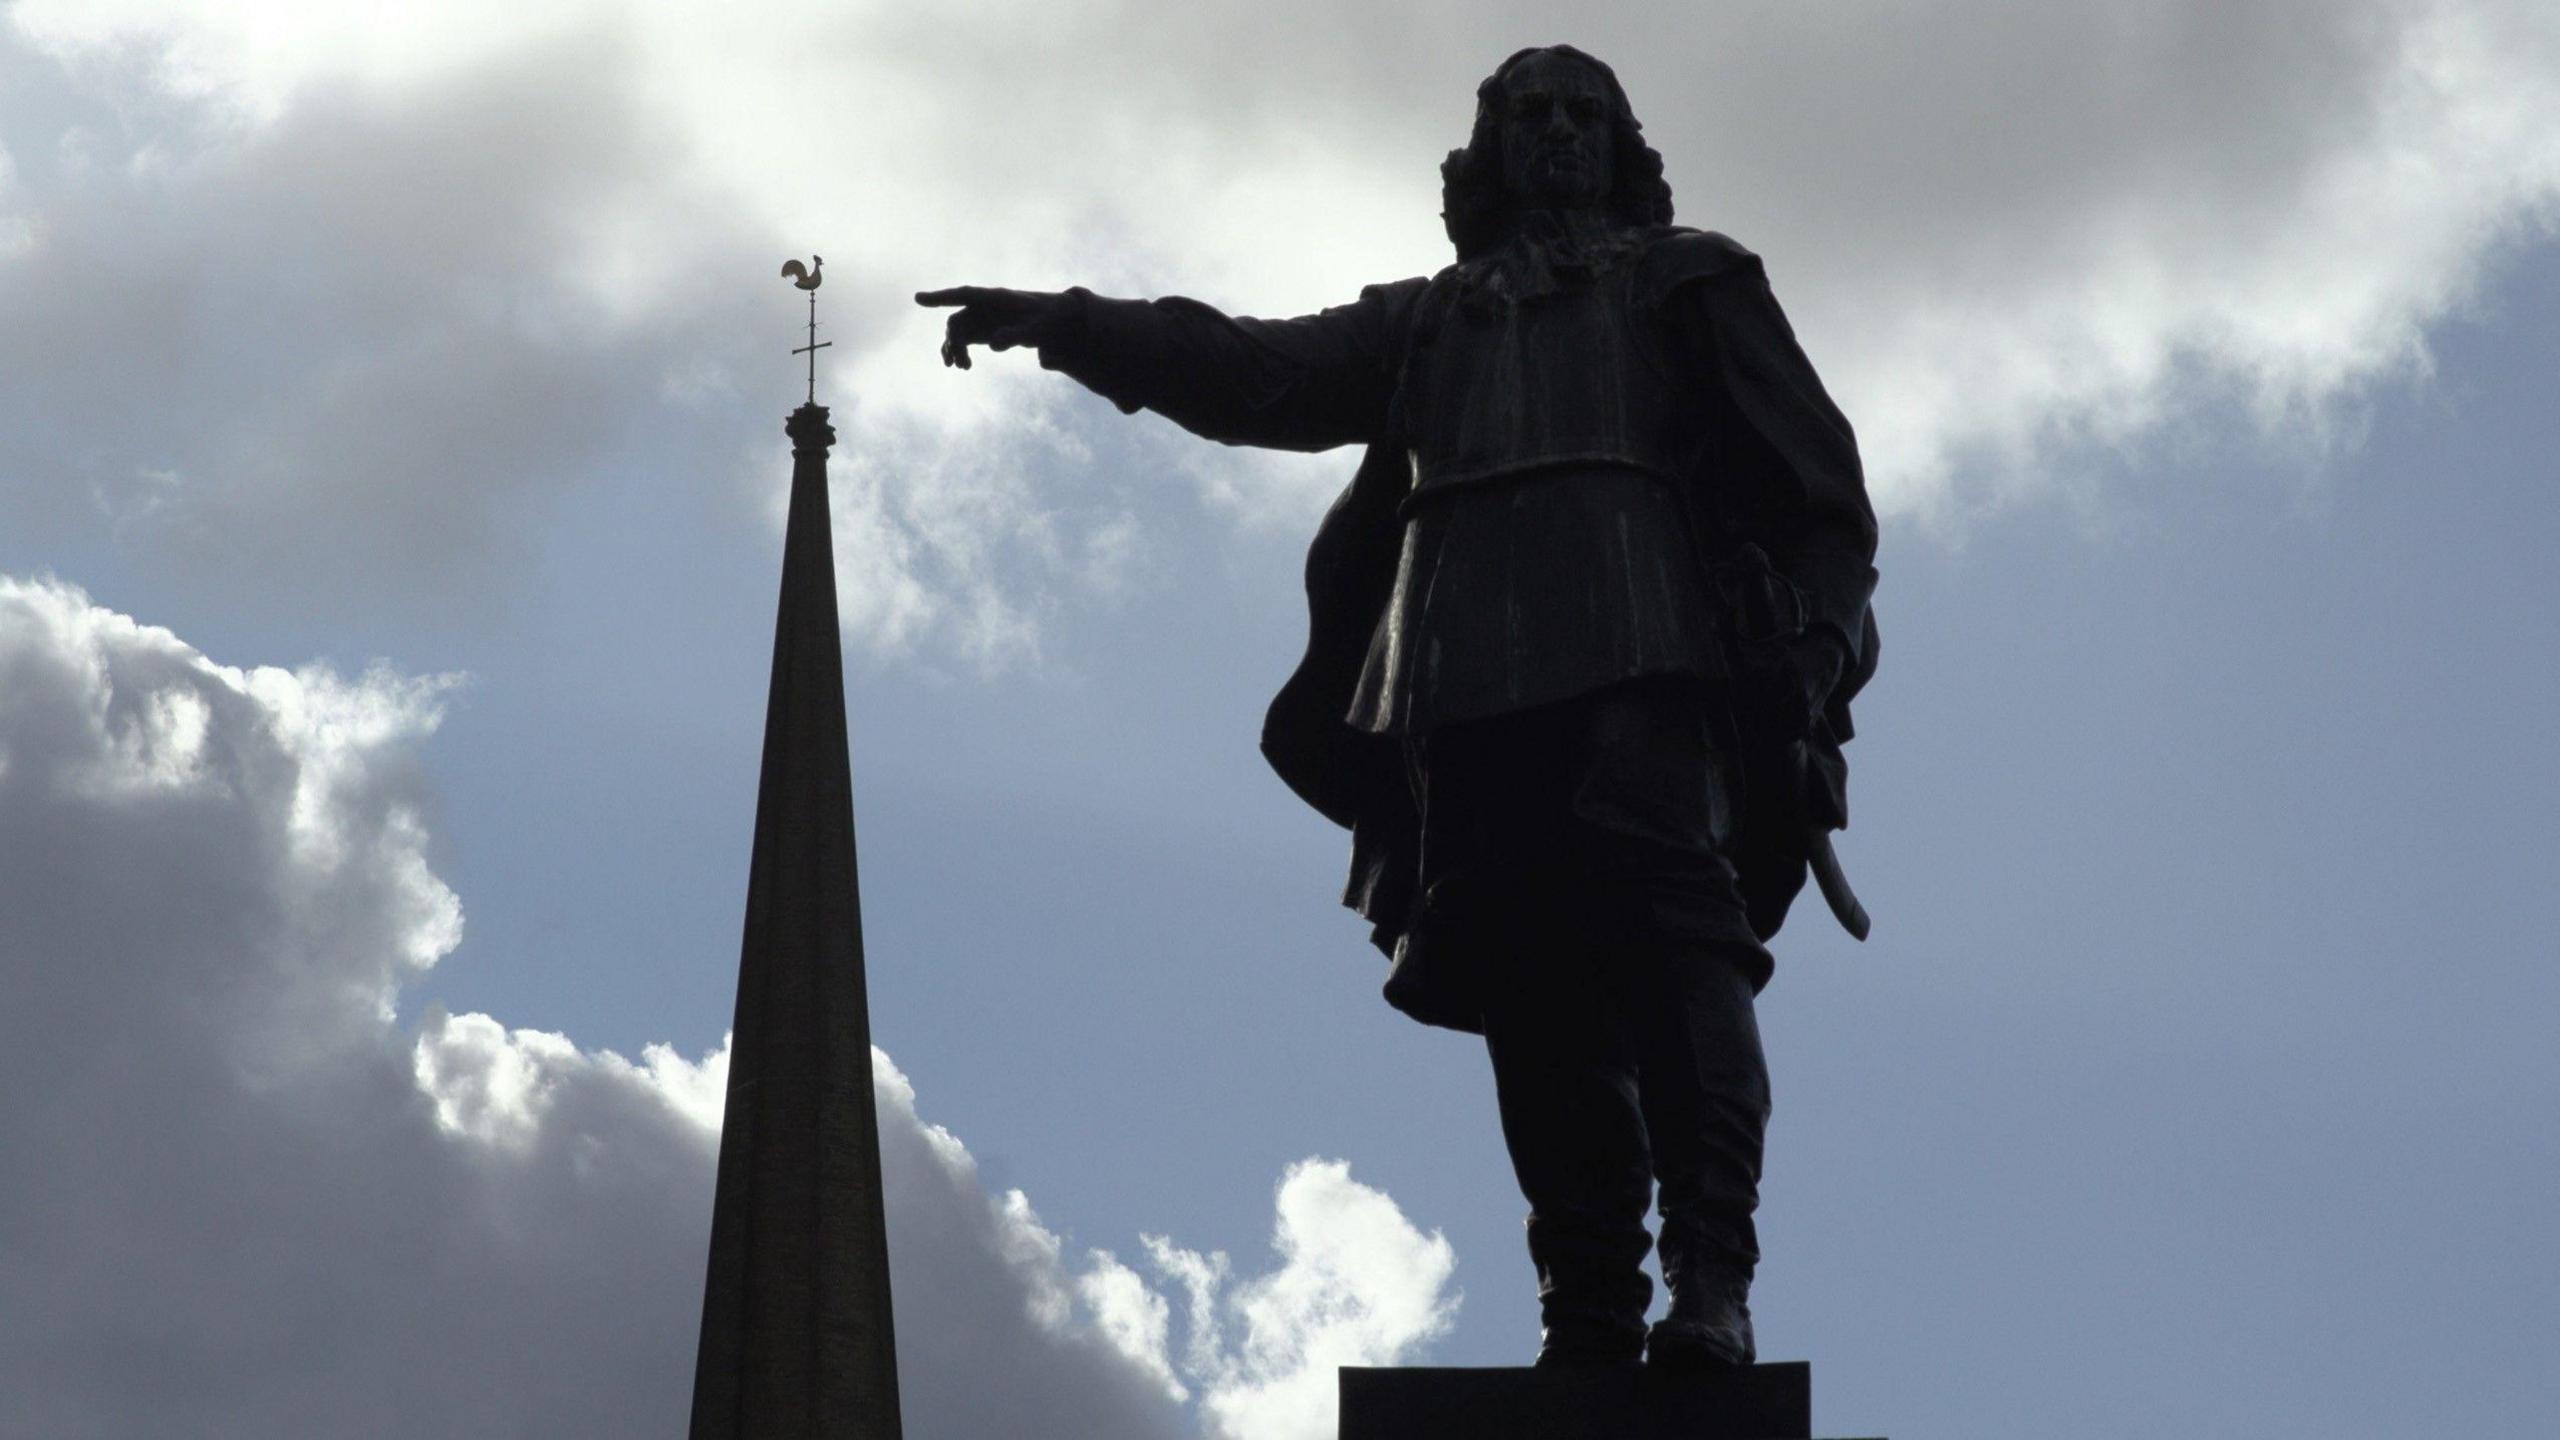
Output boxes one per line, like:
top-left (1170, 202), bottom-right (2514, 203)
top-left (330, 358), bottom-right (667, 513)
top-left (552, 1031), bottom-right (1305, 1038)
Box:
top-left (918, 45), bottom-right (1879, 1372)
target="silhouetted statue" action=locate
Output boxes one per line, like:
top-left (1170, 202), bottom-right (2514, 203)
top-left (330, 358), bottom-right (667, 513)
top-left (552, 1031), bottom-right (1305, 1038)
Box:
top-left (920, 45), bottom-right (1879, 1371)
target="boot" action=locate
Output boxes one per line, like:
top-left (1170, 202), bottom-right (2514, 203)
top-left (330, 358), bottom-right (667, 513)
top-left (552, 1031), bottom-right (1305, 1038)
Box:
top-left (1525, 1213), bottom-right (1651, 1368)
top-left (1647, 1266), bottom-right (1755, 1370)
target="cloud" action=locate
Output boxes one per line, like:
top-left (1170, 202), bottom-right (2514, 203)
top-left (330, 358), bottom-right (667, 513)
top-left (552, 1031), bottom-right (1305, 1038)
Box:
top-left (820, 399), bottom-right (1131, 672)
top-left (1151, 1160), bottom-right (1462, 1440)
top-left (1677, 0), bottom-right (2560, 516)
top-left (0, 573), bottom-right (1454, 1437)
top-left (0, 20), bottom-right (783, 607)
top-left (12, 1), bottom-right (2551, 649)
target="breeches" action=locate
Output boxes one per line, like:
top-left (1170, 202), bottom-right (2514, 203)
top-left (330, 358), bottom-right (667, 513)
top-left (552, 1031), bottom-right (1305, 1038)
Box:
top-left (1404, 674), bottom-right (1768, 975)
top-left (1405, 677), bottom-right (1774, 1336)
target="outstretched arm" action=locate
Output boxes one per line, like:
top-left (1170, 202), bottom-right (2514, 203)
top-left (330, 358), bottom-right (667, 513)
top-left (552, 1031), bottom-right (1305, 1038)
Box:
top-left (917, 279), bottom-right (1427, 453)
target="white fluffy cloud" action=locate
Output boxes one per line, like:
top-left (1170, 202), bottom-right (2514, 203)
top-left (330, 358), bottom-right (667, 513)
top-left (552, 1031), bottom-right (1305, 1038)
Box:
top-left (1151, 1160), bottom-right (1461, 1440)
top-left (0, 574), bottom-right (1454, 1437)
top-left (7, 1), bottom-right (2554, 646)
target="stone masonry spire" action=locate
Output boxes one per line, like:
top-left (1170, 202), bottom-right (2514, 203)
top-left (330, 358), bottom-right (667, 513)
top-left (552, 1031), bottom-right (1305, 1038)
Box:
top-left (687, 401), bottom-right (903, 1440)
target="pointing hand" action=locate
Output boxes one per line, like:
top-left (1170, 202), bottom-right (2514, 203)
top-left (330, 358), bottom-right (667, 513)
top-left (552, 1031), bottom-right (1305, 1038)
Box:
top-left (914, 286), bottom-right (1073, 370)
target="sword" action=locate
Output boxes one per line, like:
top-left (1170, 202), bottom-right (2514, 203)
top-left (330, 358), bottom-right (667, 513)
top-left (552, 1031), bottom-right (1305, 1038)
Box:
top-left (1808, 829), bottom-right (1870, 941)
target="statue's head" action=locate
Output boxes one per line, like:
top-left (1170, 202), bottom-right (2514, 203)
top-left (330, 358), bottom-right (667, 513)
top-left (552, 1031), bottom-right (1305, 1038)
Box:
top-left (1441, 45), bottom-right (1675, 261)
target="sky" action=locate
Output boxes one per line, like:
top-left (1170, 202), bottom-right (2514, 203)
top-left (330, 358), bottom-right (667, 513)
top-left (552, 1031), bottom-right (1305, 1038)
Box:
top-left (1, 2), bottom-right (2556, 1437)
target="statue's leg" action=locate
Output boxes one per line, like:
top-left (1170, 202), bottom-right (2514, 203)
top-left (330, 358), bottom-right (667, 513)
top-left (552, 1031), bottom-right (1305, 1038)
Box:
top-left (1481, 927), bottom-right (1656, 1365)
top-left (1628, 944), bottom-right (1769, 1367)
top-left (1567, 679), bottom-right (1771, 1366)
top-left (1419, 704), bottom-right (1655, 1364)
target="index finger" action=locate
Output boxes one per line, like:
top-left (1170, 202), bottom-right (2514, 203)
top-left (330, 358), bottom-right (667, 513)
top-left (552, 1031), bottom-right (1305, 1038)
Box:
top-left (914, 286), bottom-right (993, 308)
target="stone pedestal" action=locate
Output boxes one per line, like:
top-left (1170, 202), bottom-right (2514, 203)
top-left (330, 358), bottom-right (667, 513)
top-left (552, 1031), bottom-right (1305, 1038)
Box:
top-left (1338, 1363), bottom-right (1880, 1440)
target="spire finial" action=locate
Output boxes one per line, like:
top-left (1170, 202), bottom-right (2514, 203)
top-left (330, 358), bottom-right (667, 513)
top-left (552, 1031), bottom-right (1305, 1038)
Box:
top-left (781, 256), bottom-right (830, 405)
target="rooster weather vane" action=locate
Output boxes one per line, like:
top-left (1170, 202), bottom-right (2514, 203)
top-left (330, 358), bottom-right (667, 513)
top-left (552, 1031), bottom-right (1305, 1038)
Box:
top-left (780, 255), bottom-right (828, 404)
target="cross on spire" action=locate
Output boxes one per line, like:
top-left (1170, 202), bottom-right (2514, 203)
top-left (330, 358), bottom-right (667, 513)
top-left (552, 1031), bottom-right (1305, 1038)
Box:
top-left (781, 256), bottom-right (831, 404)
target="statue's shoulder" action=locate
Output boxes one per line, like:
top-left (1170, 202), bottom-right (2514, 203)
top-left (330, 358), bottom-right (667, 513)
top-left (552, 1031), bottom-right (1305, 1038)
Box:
top-left (1362, 272), bottom-right (1440, 306)
top-left (1413, 256), bottom-right (1473, 299)
top-left (1637, 226), bottom-right (1762, 299)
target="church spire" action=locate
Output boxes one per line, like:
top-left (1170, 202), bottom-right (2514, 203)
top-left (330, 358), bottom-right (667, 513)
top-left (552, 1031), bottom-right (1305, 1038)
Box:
top-left (687, 268), bottom-right (901, 1439)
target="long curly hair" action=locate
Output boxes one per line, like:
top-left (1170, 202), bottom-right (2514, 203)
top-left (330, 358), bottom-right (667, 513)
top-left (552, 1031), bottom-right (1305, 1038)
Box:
top-left (1440, 46), bottom-right (1675, 262)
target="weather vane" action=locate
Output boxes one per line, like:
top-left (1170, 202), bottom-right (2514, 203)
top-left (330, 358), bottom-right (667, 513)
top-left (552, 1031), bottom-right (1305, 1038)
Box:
top-left (780, 255), bottom-right (828, 404)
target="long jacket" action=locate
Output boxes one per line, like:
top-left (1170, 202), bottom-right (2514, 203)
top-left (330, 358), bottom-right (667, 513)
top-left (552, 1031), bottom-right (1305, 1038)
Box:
top-left (1038, 227), bottom-right (1879, 1010)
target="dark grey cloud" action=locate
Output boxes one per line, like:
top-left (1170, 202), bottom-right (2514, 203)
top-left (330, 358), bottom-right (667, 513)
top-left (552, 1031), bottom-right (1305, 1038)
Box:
top-left (786, 0), bottom-right (2560, 636)
top-left (10, 1), bottom-right (2555, 661)
top-left (942, 0), bottom-right (2560, 513)
top-left (0, 24), bottom-right (772, 614)
top-left (0, 576), bottom-right (1455, 1436)
top-left (0, 576), bottom-right (1184, 1436)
